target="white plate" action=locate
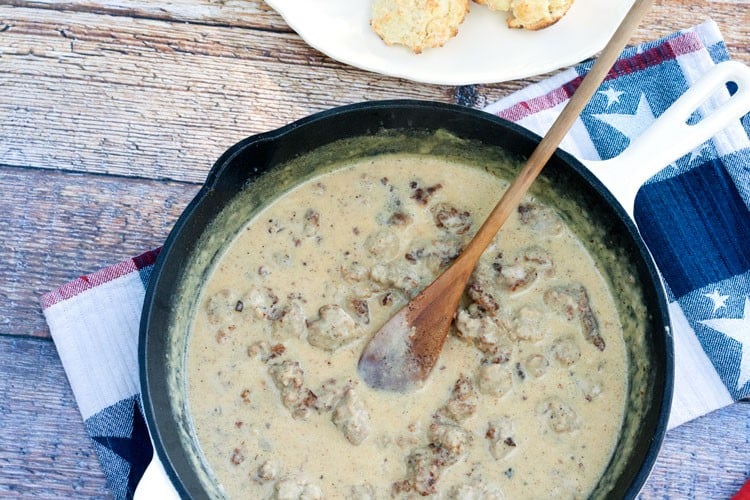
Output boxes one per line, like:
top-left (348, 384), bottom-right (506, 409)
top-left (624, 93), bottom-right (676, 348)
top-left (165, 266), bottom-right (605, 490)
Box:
top-left (266, 0), bottom-right (636, 85)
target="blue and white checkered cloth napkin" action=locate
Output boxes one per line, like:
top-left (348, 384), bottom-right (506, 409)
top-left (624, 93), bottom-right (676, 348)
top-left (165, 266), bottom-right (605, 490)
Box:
top-left (40, 20), bottom-right (750, 500)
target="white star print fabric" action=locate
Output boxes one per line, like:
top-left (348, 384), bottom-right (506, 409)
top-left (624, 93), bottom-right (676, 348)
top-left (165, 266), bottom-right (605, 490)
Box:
top-left (485, 20), bottom-right (750, 428)
top-left (701, 298), bottom-right (750, 390)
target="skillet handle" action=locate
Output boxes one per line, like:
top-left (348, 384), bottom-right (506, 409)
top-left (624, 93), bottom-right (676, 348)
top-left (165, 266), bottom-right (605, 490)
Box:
top-left (581, 60), bottom-right (750, 218)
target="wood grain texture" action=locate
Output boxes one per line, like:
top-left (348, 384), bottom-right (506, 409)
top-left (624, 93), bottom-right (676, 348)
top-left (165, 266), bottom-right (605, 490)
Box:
top-left (6, 0), bottom-right (290, 30)
top-left (0, 336), bottom-right (111, 498)
top-left (0, 6), bottom-right (456, 183)
top-left (0, 166), bottom-right (198, 338)
top-left (0, 334), bottom-right (746, 497)
top-left (642, 404), bottom-right (750, 497)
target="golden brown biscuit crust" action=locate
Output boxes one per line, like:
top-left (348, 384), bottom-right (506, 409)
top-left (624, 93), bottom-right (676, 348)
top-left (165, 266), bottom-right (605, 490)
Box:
top-left (371, 0), bottom-right (470, 54)
top-left (506, 0), bottom-right (574, 30)
top-left (473, 0), bottom-right (574, 31)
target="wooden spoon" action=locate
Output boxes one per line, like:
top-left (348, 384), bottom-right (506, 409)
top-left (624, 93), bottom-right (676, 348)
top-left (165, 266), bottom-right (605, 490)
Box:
top-left (357, 0), bottom-right (655, 392)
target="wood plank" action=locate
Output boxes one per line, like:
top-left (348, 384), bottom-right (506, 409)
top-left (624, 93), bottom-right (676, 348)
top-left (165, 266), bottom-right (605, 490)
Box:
top-left (6, 0), bottom-right (290, 30)
top-left (636, 0), bottom-right (750, 62)
top-left (0, 7), bottom-right (459, 183)
top-left (642, 402), bottom-right (750, 498)
top-left (1, 5), bottom-right (746, 183)
top-left (0, 166), bottom-right (198, 338)
top-left (0, 336), bottom-right (111, 498)
top-left (0, 334), bottom-right (747, 497)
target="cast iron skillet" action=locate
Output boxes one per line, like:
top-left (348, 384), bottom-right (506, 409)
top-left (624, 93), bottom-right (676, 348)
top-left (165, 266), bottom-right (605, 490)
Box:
top-left (140, 100), bottom-right (674, 499)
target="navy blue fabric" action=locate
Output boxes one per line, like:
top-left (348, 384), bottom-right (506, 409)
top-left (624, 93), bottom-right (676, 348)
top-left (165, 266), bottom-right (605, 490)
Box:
top-left (635, 159), bottom-right (750, 298)
top-left (85, 396), bottom-right (153, 500)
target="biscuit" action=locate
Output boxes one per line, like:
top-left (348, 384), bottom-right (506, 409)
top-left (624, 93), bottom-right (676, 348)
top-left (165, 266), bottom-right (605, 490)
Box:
top-left (371, 0), bottom-right (470, 54)
top-left (474, 0), bottom-right (574, 31)
top-left (506, 0), bottom-right (574, 30)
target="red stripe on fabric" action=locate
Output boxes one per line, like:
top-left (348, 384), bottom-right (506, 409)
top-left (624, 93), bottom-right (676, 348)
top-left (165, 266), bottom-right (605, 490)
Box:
top-left (40, 248), bottom-right (159, 309)
top-left (497, 86), bottom-right (571, 122)
top-left (607, 43), bottom-right (677, 79)
top-left (668, 31), bottom-right (705, 57)
top-left (133, 247), bottom-right (161, 270)
top-left (495, 34), bottom-right (705, 122)
top-left (562, 75), bottom-right (584, 99)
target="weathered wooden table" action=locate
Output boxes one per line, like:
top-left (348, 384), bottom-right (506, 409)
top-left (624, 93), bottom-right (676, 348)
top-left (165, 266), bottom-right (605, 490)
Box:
top-left (1, 0), bottom-right (748, 497)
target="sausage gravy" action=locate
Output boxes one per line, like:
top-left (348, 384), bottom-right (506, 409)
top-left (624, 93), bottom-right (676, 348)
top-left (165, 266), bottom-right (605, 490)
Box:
top-left (185, 151), bottom-right (628, 499)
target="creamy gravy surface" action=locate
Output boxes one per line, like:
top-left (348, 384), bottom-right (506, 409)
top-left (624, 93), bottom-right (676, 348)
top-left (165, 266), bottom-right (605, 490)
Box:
top-left (186, 153), bottom-right (628, 499)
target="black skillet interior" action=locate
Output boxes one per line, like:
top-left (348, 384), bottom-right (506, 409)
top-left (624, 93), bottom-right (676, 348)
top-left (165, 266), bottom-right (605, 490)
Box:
top-left (139, 100), bottom-right (674, 499)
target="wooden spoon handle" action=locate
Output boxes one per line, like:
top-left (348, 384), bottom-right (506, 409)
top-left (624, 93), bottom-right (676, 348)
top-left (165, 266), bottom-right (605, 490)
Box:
top-left (460, 0), bottom-right (655, 264)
